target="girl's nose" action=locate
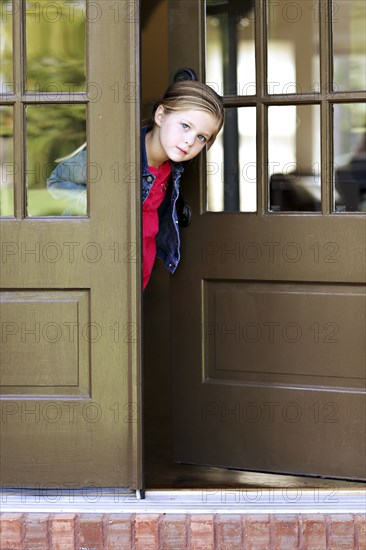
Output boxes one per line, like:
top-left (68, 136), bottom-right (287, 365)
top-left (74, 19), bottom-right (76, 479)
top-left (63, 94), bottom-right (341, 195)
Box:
top-left (185, 133), bottom-right (195, 146)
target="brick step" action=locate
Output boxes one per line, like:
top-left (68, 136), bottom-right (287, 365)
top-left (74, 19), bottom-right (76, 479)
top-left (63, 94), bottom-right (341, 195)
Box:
top-left (1, 512), bottom-right (365, 549)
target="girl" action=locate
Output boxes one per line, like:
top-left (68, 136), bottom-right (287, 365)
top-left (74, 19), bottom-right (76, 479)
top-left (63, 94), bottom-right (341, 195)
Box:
top-left (141, 80), bottom-right (224, 288)
top-left (47, 80), bottom-right (224, 289)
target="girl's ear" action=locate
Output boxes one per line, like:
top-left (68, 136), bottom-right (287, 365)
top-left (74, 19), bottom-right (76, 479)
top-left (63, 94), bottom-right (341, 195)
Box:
top-left (154, 105), bottom-right (165, 127)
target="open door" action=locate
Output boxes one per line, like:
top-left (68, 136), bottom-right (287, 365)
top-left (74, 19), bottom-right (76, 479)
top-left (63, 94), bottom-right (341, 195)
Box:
top-left (170, 0), bottom-right (366, 479)
top-left (0, 0), bottom-right (142, 489)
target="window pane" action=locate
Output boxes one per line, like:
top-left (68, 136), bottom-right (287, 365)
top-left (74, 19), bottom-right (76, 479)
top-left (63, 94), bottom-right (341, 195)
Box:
top-left (334, 103), bottom-right (366, 212)
top-left (0, 105), bottom-right (14, 216)
top-left (332, 0), bottom-right (366, 92)
top-left (26, 104), bottom-right (87, 217)
top-left (267, 0), bottom-right (320, 94)
top-left (207, 107), bottom-right (256, 212)
top-left (206, 0), bottom-right (255, 96)
top-left (0, 0), bottom-right (13, 92)
top-left (268, 105), bottom-right (321, 212)
top-left (25, 0), bottom-right (86, 93)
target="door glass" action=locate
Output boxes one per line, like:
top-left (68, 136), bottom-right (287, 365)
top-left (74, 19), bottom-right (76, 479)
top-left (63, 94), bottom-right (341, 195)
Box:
top-left (0, 0), bottom-right (13, 92)
top-left (207, 106), bottom-right (256, 212)
top-left (267, 0), bottom-right (320, 94)
top-left (268, 104), bottom-right (321, 212)
top-left (0, 105), bottom-right (14, 216)
top-left (26, 104), bottom-right (87, 217)
top-left (25, 0), bottom-right (86, 93)
top-left (206, 0), bottom-right (256, 96)
top-left (334, 103), bottom-right (366, 212)
top-left (332, 0), bottom-right (366, 92)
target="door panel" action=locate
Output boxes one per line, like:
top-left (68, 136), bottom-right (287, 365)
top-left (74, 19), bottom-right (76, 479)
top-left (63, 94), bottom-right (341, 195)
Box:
top-left (0, 1), bottom-right (142, 488)
top-left (170, 0), bottom-right (366, 479)
top-left (204, 282), bottom-right (365, 385)
top-left (1, 291), bottom-right (89, 392)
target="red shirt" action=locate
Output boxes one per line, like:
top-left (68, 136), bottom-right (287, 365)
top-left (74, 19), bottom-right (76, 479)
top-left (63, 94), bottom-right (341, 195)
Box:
top-left (142, 161), bottom-right (172, 289)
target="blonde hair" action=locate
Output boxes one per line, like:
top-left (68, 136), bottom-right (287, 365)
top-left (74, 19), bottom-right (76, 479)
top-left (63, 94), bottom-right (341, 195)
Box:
top-left (145, 81), bottom-right (224, 146)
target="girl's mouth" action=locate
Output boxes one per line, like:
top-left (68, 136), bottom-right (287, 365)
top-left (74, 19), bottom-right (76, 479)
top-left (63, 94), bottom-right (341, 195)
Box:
top-left (176, 146), bottom-right (187, 154)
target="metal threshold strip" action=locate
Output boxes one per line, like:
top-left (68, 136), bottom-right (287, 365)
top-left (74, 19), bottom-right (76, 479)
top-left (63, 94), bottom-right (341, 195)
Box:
top-left (1, 489), bottom-right (365, 514)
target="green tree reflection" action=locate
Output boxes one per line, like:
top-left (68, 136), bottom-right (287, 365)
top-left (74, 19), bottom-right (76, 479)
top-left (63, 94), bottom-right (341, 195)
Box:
top-left (0, 1), bottom-right (87, 215)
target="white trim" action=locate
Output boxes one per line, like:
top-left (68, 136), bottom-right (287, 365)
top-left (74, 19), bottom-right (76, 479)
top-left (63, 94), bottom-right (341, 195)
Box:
top-left (1, 489), bottom-right (365, 514)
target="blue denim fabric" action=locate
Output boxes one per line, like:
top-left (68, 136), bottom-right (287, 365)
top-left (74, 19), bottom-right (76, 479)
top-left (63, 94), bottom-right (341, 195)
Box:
top-left (47, 127), bottom-right (185, 274)
top-left (47, 149), bottom-right (87, 215)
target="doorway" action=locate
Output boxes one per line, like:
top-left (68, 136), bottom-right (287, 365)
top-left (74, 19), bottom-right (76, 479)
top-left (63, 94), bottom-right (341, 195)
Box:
top-left (142, 0), bottom-right (366, 490)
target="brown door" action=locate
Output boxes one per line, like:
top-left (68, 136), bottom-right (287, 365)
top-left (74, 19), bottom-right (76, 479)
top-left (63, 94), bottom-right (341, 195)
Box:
top-left (0, 1), bottom-right (142, 488)
top-left (170, 0), bottom-right (366, 479)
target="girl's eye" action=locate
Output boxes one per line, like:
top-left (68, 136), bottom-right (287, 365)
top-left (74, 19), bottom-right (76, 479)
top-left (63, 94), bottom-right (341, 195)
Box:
top-left (181, 123), bottom-right (189, 129)
top-left (198, 135), bottom-right (207, 143)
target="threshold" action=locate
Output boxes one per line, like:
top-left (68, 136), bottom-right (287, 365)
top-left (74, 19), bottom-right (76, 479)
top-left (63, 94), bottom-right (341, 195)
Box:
top-left (0, 488), bottom-right (365, 514)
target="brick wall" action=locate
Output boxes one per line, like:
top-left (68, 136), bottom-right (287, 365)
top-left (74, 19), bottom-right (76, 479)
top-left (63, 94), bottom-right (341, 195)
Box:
top-left (1, 512), bottom-right (365, 549)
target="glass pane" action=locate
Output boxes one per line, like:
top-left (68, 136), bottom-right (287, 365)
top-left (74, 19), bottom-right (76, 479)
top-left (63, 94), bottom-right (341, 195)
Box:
top-left (25, 0), bottom-right (86, 93)
top-left (0, 105), bottom-right (14, 216)
top-left (333, 0), bottom-right (366, 92)
top-left (206, 0), bottom-right (255, 96)
top-left (268, 105), bottom-right (321, 212)
top-left (334, 103), bottom-right (366, 212)
top-left (0, 0), bottom-right (13, 92)
top-left (26, 104), bottom-right (87, 217)
top-left (267, 0), bottom-right (320, 94)
top-left (207, 107), bottom-right (256, 212)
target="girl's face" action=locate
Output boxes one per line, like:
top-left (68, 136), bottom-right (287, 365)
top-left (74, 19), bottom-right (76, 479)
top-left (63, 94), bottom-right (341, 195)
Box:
top-left (154, 106), bottom-right (220, 163)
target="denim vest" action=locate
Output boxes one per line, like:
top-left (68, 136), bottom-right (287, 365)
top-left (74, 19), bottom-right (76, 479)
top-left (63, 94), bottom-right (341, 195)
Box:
top-left (47, 127), bottom-right (185, 274)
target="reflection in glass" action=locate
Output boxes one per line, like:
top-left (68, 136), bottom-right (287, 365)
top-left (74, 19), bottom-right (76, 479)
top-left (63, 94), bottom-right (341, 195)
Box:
top-left (207, 107), bottom-right (256, 212)
top-left (0, 0), bottom-right (13, 92)
top-left (26, 104), bottom-right (87, 216)
top-left (333, 1), bottom-right (366, 92)
top-left (25, 0), bottom-right (86, 93)
top-left (267, 0), bottom-right (320, 94)
top-left (268, 105), bottom-right (321, 212)
top-left (334, 103), bottom-right (366, 212)
top-left (0, 106), bottom-right (14, 216)
top-left (206, 0), bottom-right (255, 96)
